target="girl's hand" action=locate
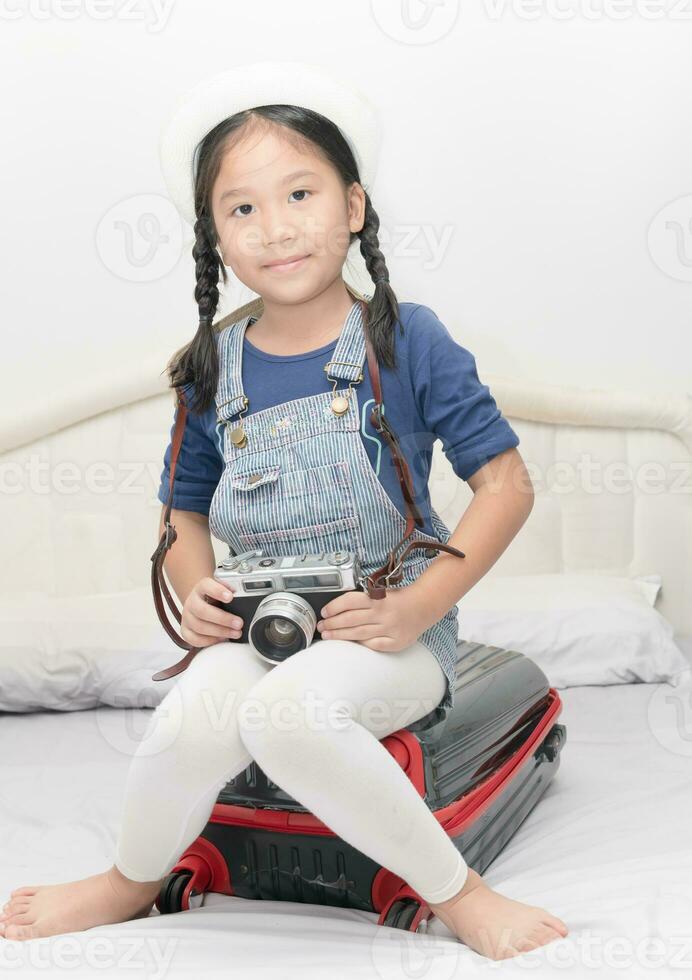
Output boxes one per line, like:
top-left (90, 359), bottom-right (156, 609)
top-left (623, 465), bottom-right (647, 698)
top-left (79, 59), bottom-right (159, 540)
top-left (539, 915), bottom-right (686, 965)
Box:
top-left (181, 577), bottom-right (245, 647)
top-left (316, 585), bottom-right (429, 652)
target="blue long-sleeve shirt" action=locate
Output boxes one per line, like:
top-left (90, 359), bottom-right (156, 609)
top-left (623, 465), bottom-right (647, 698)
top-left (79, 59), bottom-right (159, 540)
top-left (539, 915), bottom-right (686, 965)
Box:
top-left (157, 302), bottom-right (520, 538)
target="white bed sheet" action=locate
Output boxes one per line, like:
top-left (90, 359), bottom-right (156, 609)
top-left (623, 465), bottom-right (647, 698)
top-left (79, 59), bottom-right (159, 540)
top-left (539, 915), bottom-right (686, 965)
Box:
top-left (2, 648), bottom-right (692, 979)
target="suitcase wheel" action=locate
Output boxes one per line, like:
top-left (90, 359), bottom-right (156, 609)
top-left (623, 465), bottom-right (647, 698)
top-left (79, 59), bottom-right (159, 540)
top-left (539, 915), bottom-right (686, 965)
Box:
top-left (157, 870), bottom-right (194, 914)
top-left (383, 897), bottom-right (427, 933)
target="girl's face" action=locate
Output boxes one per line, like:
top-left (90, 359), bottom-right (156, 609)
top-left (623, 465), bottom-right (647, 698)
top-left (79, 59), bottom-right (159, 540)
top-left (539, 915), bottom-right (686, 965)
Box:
top-left (211, 122), bottom-right (365, 300)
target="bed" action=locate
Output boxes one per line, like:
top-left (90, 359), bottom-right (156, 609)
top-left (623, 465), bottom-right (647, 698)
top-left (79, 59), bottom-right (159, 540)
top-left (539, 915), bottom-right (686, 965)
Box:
top-left (1, 345), bottom-right (691, 977)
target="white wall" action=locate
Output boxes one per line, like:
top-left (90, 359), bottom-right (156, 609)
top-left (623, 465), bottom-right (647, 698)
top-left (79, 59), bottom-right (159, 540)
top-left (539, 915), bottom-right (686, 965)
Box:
top-left (2, 0), bottom-right (690, 426)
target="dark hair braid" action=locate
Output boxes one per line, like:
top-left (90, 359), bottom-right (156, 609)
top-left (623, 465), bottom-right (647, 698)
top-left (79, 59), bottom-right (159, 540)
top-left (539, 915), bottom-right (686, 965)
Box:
top-left (357, 192), bottom-right (400, 371)
top-left (165, 212), bottom-right (227, 414)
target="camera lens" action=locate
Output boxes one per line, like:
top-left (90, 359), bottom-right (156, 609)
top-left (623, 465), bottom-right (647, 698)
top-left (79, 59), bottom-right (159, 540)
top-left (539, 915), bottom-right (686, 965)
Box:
top-left (248, 592), bottom-right (317, 665)
top-left (267, 619), bottom-right (299, 644)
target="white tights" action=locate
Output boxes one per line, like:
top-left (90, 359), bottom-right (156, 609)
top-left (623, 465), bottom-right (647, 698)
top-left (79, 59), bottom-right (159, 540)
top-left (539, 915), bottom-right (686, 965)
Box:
top-left (114, 637), bottom-right (469, 905)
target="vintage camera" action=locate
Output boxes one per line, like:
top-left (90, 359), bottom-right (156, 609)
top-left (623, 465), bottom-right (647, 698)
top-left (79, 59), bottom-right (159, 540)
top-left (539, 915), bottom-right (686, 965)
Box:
top-left (213, 548), bottom-right (365, 665)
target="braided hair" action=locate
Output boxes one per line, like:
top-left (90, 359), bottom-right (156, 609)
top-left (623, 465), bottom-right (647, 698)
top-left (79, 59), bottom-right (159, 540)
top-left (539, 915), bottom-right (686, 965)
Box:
top-left (165, 105), bottom-right (400, 415)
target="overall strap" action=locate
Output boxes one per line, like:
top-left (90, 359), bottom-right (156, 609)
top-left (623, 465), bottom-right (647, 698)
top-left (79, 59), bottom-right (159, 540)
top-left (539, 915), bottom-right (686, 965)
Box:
top-left (215, 292), bottom-right (370, 423)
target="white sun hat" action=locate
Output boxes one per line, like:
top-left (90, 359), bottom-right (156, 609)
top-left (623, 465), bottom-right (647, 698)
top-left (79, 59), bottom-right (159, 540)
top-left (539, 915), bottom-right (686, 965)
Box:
top-left (159, 60), bottom-right (382, 227)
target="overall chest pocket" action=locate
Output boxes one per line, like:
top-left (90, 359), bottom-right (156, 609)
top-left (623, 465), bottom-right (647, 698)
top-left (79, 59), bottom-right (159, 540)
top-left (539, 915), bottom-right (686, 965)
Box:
top-left (228, 459), bottom-right (365, 557)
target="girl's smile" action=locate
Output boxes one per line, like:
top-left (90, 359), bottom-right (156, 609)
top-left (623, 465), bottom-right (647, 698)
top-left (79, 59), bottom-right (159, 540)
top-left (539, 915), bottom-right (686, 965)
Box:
top-left (262, 253), bottom-right (312, 273)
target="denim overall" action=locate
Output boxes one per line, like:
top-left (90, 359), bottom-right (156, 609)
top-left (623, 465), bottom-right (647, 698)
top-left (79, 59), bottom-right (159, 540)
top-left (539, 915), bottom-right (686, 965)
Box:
top-left (207, 298), bottom-right (460, 712)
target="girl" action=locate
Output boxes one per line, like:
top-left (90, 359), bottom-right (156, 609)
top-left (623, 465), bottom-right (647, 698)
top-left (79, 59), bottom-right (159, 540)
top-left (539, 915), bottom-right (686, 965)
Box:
top-left (0, 64), bottom-right (568, 959)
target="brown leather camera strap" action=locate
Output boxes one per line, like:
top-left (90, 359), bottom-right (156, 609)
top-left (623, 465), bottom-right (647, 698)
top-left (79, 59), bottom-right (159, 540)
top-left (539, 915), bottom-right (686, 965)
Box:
top-left (150, 386), bottom-right (204, 680)
top-left (358, 300), bottom-right (466, 598)
top-left (149, 301), bottom-right (466, 681)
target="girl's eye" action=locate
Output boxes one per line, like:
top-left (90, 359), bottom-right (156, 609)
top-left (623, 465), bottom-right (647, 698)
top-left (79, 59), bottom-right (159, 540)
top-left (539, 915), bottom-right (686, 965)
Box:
top-left (230, 190), bottom-right (311, 219)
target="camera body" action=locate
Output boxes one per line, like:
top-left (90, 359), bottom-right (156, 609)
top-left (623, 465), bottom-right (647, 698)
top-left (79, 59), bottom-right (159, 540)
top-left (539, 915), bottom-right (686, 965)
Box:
top-left (213, 548), bottom-right (365, 665)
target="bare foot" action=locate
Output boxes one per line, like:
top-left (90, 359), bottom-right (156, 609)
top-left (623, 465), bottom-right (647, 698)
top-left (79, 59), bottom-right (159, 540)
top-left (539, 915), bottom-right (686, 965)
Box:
top-left (428, 867), bottom-right (569, 960)
top-left (0, 866), bottom-right (164, 941)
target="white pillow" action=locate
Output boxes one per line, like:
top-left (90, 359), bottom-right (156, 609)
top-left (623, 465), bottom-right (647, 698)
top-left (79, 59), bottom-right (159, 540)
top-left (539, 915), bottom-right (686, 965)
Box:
top-left (456, 572), bottom-right (689, 688)
top-left (0, 589), bottom-right (178, 712)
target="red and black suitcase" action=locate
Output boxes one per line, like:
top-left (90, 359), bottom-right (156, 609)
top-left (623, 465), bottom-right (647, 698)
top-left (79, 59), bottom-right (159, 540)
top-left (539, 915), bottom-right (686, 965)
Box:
top-left (155, 640), bottom-right (566, 933)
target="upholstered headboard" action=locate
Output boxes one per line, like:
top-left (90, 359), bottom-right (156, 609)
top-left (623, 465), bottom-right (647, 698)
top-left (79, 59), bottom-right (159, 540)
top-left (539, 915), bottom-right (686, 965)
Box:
top-left (2, 347), bottom-right (690, 636)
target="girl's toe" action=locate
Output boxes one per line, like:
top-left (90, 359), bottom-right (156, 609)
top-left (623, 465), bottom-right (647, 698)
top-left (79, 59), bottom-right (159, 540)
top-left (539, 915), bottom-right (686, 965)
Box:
top-left (543, 913), bottom-right (568, 935)
top-left (4, 922), bottom-right (40, 941)
top-left (9, 901), bottom-right (32, 915)
top-left (540, 924), bottom-right (563, 945)
top-left (5, 912), bottom-right (34, 926)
